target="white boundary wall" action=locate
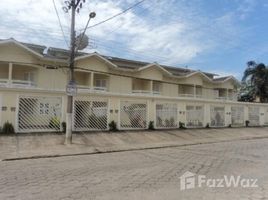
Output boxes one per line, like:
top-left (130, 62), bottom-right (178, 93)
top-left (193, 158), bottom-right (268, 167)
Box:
top-left (5, 91), bottom-right (268, 133)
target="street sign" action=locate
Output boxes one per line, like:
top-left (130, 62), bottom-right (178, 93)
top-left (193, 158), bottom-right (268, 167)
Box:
top-left (66, 80), bottom-right (77, 96)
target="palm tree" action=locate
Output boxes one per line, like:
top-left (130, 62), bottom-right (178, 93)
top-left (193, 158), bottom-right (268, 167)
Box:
top-left (241, 61), bottom-right (268, 103)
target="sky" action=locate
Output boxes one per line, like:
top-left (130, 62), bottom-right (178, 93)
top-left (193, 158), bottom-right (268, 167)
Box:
top-left (0, 0), bottom-right (268, 79)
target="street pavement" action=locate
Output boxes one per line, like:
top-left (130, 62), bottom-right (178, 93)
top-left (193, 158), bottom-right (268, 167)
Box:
top-left (1, 127), bottom-right (268, 160)
top-left (1, 137), bottom-right (268, 199)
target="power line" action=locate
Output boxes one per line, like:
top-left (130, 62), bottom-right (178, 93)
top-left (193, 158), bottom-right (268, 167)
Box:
top-left (97, 2), bottom-right (153, 38)
top-left (82, 0), bottom-right (147, 31)
top-left (52, 0), bottom-right (69, 47)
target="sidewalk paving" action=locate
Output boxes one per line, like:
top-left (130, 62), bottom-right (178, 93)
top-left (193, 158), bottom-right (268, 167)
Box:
top-left (1, 127), bottom-right (268, 161)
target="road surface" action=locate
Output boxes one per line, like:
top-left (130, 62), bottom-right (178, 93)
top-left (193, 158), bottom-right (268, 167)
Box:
top-left (1, 138), bottom-right (268, 199)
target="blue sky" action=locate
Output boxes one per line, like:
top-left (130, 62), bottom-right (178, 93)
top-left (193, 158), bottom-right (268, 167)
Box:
top-left (0, 0), bottom-right (267, 79)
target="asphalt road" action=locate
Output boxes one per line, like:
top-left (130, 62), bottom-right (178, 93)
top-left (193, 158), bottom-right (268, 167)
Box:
top-left (1, 138), bottom-right (268, 200)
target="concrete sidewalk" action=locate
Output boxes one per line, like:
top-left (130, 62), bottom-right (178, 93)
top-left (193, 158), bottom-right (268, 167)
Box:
top-left (1, 127), bottom-right (268, 160)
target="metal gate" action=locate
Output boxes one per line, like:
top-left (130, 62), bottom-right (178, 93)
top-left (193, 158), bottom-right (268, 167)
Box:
top-left (265, 107), bottom-right (268, 125)
top-left (156, 103), bottom-right (177, 128)
top-left (186, 105), bottom-right (204, 127)
top-left (120, 100), bottom-right (147, 130)
top-left (231, 106), bottom-right (244, 126)
top-left (17, 96), bottom-right (62, 133)
top-left (210, 106), bottom-right (225, 127)
top-left (73, 98), bottom-right (108, 131)
top-left (248, 107), bottom-right (260, 126)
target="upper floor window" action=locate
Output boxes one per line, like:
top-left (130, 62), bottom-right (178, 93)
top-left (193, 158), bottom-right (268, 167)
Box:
top-left (153, 82), bottom-right (161, 92)
top-left (213, 89), bottom-right (219, 98)
top-left (95, 79), bottom-right (107, 88)
top-left (24, 72), bottom-right (34, 82)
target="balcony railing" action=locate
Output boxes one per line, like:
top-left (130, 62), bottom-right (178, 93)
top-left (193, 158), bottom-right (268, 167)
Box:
top-left (0, 79), bottom-right (8, 87)
top-left (153, 91), bottom-right (161, 95)
top-left (132, 90), bottom-right (151, 94)
top-left (77, 85), bottom-right (91, 92)
top-left (178, 93), bottom-right (195, 98)
top-left (93, 86), bottom-right (107, 91)
top-left (11, 80), bottom-right (36, 88)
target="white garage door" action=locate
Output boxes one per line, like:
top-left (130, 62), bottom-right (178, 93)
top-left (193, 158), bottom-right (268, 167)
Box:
top-left (120, 100), bottom-right (147, 130)
top-left (156, 103), bottom-right (178, 129)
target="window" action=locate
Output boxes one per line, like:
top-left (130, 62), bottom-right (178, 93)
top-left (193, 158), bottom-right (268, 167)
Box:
top-left (213, 89), bottom-right (219, 98)
top-left (24, 72), bottom-right (34, 82)
top-left (95, 79), bottom-right (107, 88)
top-left (39, 103), bottom-right (49, 115)
top-left (153, 82), bottom-right (161, 92)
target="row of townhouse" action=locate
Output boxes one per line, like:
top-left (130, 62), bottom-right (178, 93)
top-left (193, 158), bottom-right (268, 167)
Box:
top-left (0, 38), bottom-right (268, 133)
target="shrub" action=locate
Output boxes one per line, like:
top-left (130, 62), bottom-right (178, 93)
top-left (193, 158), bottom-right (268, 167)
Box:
top-left (61, 122), bottom-right (66, 133)
top-left (109, 121), bottom-right (118, 132)
top-left (228, 124), bottom-right (232, 128)
top-left (179, 122), bottom-right (186, 129)
top-left (205, 123), bottom-right (210, 128)
top-left (148, 121), bottom-right (155, 130)
top-left (245, 120), bottom-right (250, 127)
top-left (2, 122), bottom-right (15, 134)
top-left (49, 117), bottom-right (60, 130)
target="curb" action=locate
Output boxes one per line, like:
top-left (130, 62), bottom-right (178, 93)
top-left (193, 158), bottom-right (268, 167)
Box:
top-left (2, 135), bottom-right (268, 161)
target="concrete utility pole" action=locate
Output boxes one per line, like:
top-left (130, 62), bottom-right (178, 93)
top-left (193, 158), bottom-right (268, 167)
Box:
top-left (65, 0), bottom-right (81, 144)
top-left (64, 0), bottom-right (96, 144)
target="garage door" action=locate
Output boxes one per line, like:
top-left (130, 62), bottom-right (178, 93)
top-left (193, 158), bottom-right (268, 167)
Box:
top-left (231, 106), bottom-right (244, 126)
top-left (210, 106), bottom-right (225, 127)
top-left (264, 107), bottom-right (268, 125)
top-left (73, 98), bottom-right (108, 131)
top-left (120, 100), bottom-right (147, 130)
top-left (17, 96), bottom-right (62, 133)
top-left (156, 103), bottom-right (178, 129)
top-left (248, 107), bottom-right (260, 126)
top-left (186, 105), bottom-right (204, 127)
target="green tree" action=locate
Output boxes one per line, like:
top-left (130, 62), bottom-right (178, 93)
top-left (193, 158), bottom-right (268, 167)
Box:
top-left (240, 61), bottom-right (268, 103)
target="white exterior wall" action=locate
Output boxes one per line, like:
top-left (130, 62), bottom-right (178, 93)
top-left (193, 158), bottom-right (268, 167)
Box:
top-left (1, 41), bottom-right (268, 132)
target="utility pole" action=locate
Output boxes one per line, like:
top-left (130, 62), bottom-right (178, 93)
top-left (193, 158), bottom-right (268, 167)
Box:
top-left (65, 0), bottom-right (80, 144)
top-left (64, 0), bottom-right (96, 144)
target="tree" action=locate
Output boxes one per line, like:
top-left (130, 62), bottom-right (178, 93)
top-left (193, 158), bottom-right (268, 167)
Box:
top-left (240, 61), bottom-right (268, 103)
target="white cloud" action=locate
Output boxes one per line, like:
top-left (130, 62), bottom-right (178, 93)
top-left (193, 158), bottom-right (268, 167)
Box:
top-left (0, 0), bottom-right (259, 70)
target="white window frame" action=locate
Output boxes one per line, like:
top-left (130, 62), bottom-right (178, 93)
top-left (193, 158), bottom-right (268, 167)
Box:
top-left (153, 82), bottom-right (161, 92)
top-left (24, 72), bottom-right (34, 82)
top-left (95, 79), bottom-right (107, 88)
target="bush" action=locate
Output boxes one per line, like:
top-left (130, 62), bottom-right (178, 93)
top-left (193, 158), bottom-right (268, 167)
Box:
top-left (179, 122), bottom-right (186, 129)
top-left (49, 117), bottom-right (60, 130)
top-left (148, 121), bottom-right (155, 130)
top-left (61, 122), bottom-right (66, 133)
top-left (2, 122), bottom-right (15, 134)
top-left (228, 124), bottom-right (232, 128)
top-left (109, 121), bottom-right (118, 132)
top-left (205, 123), bottom-right (210, 128)
top-left (245, 120), bottom-right (250, 127)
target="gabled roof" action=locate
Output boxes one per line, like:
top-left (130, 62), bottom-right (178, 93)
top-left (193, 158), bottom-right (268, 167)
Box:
top-left (182, 71), bottom-right (214, 82)
top-left (0, 38), bottom-right (240, 85)
top-left (103, 55), bottom-right (217, 78)
top-left (0, 38), bottom-right (67, 63)
top-left (214, 76), bottom-right (241, 86)
top-left (137, 62), bottom-right (172, 76)
top-left (0, 38), bottom-right (44, 58)
top-left (75, 53), bottom-right (118, 69)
